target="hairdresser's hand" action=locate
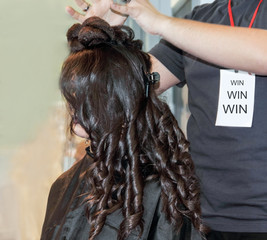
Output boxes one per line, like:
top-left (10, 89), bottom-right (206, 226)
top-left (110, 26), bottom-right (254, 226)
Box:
top-left (66, 0), bottom-right (127, 26)
top-left (110, 0), bottom-right (168, 35)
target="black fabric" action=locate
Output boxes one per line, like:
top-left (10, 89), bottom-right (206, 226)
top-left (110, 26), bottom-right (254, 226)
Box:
top-left (41, 155), bottom-right (199, 240)
top-left (150, 0), bottom-right (267, 233)
top-left (206, 231), bottom-right (267, 240)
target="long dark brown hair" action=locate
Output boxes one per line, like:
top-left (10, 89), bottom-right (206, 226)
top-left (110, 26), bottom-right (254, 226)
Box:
top-left (60, 17), bottom-right (207, 240)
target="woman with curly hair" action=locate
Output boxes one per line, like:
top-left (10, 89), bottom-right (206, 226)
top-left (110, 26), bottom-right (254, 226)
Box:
top-left (41, 16), bottom-right (208, 240)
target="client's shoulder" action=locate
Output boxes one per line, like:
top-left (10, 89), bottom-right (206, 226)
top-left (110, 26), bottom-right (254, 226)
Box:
top-left (50, 154), bottom-right (93, 195)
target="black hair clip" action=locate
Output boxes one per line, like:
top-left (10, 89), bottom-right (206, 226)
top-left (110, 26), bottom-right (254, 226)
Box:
top-left (144, 72), bottom-right (160, 98)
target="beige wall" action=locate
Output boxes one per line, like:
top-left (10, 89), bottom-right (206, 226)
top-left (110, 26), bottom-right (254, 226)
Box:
top-left (0, 0), bottom-right (79, 239)
top-left (0, 0), bottom-right (76, 147)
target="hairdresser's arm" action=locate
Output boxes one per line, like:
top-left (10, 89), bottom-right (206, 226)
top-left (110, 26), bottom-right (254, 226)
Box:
top-left (66, 0), bottom-right (126, 25)
top-left (149, 55), bottom-right (180, 94)
top-left (111, 0), bottom-right (267, 76)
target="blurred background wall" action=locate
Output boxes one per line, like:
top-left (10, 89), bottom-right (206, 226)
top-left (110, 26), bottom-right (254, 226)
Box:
top-left (0, 0), bottom-right (213, 239)
top-left (0, 0), bottom-right (76, 239)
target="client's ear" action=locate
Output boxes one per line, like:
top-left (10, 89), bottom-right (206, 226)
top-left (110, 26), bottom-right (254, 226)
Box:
top-left (73, 123), bottom-right (89, 139)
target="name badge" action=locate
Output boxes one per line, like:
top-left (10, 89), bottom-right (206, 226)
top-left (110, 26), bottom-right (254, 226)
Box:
top-left (215, 69), bottom-right (255, 127)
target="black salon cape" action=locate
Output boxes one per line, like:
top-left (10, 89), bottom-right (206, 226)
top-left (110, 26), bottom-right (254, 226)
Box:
top-left (41, 154), bottom-right (198, 240)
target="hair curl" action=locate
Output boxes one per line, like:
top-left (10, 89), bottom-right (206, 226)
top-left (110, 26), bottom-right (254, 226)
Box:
top-left (60, 16), bottom-right (208, 240)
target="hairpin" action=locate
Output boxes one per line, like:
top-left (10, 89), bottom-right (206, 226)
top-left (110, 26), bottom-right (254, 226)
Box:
top-left (144, 72), bottom-right (160, 97)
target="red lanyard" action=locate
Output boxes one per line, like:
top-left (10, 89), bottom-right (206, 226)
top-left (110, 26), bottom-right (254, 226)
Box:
top-left (228, 0), bottom-right (263, 28)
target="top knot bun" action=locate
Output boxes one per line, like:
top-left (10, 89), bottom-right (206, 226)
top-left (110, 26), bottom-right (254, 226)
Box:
top-left (79, 17), bottom-right (116, 47)
top-left (66, 17), bottom-right (143, 53)
top-left (66, 23), bottom-right (84, 52)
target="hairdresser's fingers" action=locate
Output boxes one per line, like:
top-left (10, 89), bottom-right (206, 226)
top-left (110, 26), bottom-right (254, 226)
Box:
top-left (88, 0), bottom-right (127, 26)
top-left (66, 0), bottom-right (127, 25)
top-left (110, 2), bottom-right (131, 16)
top-left (110, 0), bottom-right (154, 20)
top-left (91, 0), bottom-right (101, 3)
top-left (75, 0), bottom-right (91, 11)
top-left (66, 6), bottom-right (86, 22)
top-left (111, 0), bottom-right (162, 34)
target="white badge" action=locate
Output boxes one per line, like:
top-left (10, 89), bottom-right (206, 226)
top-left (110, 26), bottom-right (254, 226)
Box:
top-left (215, 69), bottom-right (255, 127)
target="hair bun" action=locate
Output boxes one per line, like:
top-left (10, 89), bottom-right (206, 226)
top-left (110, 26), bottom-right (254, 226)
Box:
top-left (66, 23), bottom-right (84, 52)
top-left (78, 17), bottom-right (115, 48)
top-left (66, 17), bottom-right (116, 52)
top-left (66, 17), bottom-right (142, 53)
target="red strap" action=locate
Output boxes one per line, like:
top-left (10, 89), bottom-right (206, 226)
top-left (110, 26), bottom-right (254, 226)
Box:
top-left (228, 0), bottom-right (235, 27)
top-left (228, 0), bottom-right (263, 28)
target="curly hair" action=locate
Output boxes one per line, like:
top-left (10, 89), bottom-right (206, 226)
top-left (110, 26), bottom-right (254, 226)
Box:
top-left (60, 16), bottom-right (208, 240)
